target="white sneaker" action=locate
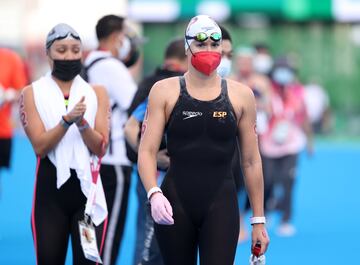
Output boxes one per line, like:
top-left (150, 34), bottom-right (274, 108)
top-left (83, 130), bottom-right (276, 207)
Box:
top-left (276, 223), bottom-right (296, 237)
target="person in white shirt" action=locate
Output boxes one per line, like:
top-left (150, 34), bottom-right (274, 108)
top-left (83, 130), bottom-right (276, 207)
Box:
top-left (84, 15), bottom-right (137, 265)
top-left (304, 82), bottom-right (331, 134)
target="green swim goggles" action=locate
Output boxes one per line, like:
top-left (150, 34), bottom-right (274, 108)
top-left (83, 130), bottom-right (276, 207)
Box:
top-left (185, 32), bottom-right (222, 42)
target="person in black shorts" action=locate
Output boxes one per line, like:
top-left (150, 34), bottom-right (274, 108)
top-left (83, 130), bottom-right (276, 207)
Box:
top-left (138, 15), bottom-right (270, 265)
top-left (20, 23), bottom-right (110, 264)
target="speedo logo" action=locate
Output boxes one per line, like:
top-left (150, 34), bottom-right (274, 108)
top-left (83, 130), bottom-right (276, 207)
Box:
top-left (213, 111), bottom-right (227, 118)
top-left (183, 111), bottom-right (203, 120)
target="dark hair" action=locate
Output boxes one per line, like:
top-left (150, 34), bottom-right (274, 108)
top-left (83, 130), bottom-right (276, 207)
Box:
top-left (164, 38), bottom-right (186, 60)
top-left (219, 25), bottom-right (232, 43)
top-left (274, 56), bottom-right (296, 71)
top-left (253, 42), bottom-right (270, 52)
top-left (96, 15), bottom-right (124, 40)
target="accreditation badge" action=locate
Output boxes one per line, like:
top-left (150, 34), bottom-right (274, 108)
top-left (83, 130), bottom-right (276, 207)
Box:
top-left (78, 219), bottom-right (103, 263)
top-left (271, 119), bottom-right (291, 145)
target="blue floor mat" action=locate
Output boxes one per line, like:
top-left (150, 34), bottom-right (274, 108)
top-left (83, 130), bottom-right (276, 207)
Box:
top-left (0, 136), bottom-right (359, 264)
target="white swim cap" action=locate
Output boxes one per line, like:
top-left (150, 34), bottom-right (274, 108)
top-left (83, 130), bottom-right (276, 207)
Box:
top-left (184, 15), bottom-right (221, 50)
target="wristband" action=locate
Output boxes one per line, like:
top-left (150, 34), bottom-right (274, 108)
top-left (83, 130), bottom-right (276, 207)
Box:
top-left (147, 187), bottom-right (162, 201)
top-left (77, 119), bottom-right (90, 132)
top-left (60, 116), bottom-right (72, 129)
top-left (62, 115), bottom-right (73, 125)
top-left (250, 216), bottom-right (266, 225)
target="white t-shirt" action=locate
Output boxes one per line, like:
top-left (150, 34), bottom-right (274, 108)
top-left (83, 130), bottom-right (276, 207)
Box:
top-left (85, 50), bottom-right (137, 166)
top-left (304, 84), bottom-right (329, 124)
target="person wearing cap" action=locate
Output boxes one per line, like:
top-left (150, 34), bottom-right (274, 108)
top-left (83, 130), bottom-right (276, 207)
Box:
top-left (137, 15), bottom-right (269, 265)
top-left (261, 56), bottom-right (313, 237)
top-left (20, 23), bottom-right (110, 264)
top-left (83, 15), bottom-right (137, 265)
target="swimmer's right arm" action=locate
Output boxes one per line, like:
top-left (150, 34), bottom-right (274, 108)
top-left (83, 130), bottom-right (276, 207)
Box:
top-left (138, 82), bottom-right (174, 225)
top-left (138, 82), bottom-right (166, 193)
top-left (20, 86), bottom-right (79, 158)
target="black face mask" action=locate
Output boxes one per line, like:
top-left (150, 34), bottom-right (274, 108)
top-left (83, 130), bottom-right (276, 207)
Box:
top-left (52, 59), bottom-right (82, 81)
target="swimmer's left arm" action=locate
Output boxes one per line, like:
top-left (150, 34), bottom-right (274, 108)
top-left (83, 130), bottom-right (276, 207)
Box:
top-left (236, 86), bottom-right (264, 217)
top-left (77, 85), bottom-right (110, 157)
top-left (236, 85), bottom-right (270, 254)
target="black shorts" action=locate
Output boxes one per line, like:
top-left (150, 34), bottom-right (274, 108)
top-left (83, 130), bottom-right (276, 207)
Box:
top-left (0, 138), bottom-right (12, 169)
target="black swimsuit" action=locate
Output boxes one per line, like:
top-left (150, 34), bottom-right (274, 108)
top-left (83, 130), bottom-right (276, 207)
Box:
top-left (154, 76), bottom-right (240, 265)
top-left (31, 157), bottom-right (106, 265)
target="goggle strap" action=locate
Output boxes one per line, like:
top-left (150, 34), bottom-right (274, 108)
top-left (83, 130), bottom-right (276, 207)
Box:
top-left (47, 33), bottom-right (80, 49)
top-left (185, 37), bottom-right (195, 56)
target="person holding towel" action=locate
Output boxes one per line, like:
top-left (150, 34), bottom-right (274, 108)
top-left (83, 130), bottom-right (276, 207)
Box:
top-left (19, 23), bottom-right (110, 264)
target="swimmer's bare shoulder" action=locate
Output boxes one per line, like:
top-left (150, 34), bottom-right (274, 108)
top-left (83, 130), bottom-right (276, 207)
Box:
top-left (148, 76), bottom-right (181, 109)
top-left (226, 78), bottom-right (256, 118)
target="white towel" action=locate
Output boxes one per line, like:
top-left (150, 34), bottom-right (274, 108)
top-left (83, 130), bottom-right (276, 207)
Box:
top-left (32, 73), bottom-right (107, 226)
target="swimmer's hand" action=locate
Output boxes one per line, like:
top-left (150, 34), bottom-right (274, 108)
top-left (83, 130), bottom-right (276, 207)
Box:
top-left (64, 96), bottom-right (86, 124)
top-left (251, 224), bottom-right (270, 256)
top-left (150, 192), bottom-right (174, 225)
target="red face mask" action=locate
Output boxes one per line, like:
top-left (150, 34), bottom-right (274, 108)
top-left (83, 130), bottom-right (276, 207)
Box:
top-left (191, 51), bottom-right (221, 76)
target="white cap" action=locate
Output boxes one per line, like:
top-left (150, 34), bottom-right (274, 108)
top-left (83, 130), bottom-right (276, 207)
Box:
top-left (184, 15), bottom-right (221, 50)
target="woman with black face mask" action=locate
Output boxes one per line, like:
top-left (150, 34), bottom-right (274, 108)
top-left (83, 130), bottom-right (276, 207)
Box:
top-left (19, 23), bottom-right (110, 265)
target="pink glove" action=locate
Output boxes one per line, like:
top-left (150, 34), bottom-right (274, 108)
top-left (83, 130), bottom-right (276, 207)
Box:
top-left (150, 192), bottom-right (174, 225)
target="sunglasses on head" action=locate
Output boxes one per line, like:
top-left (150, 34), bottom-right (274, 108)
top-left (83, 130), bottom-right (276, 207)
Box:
top-left (185, 32), bottom-right (221, 43)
